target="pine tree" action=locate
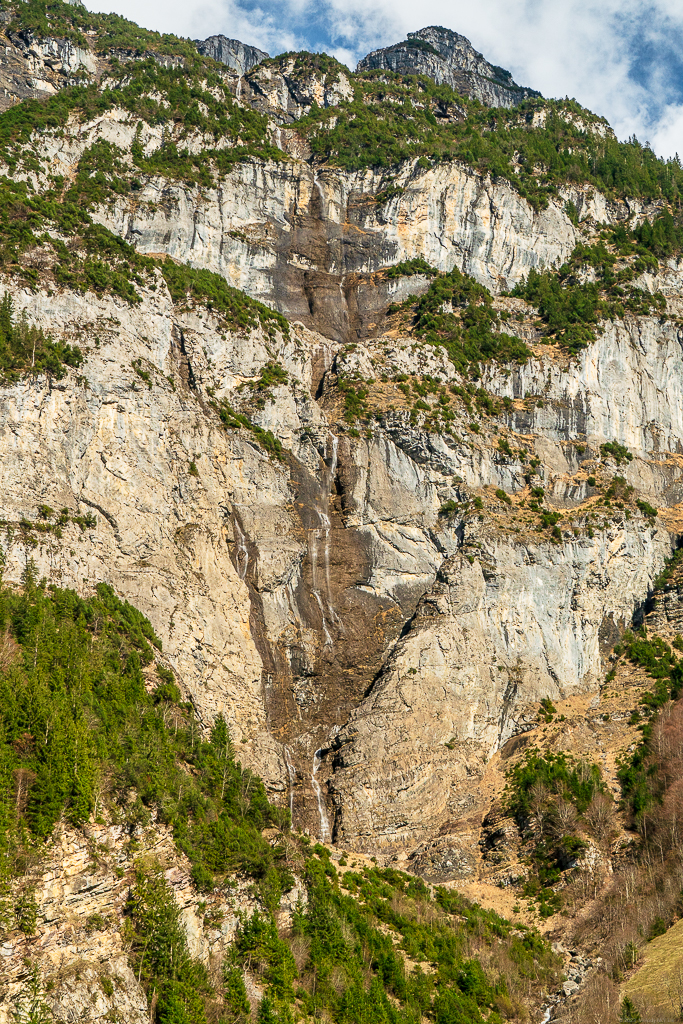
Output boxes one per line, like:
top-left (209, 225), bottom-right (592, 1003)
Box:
top-left (619, 996), bottom-right (642, 1024)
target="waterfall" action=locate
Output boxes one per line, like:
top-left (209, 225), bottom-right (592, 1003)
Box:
top-left (312, 591), bottom-right (333, 647)
top-left (309, 433), bottom-right (340, 646)
top-left (323, 435), bottom-right (340, 623)
top-left (312, 172), bottom-right (325, 215)
top-left (312, 748), bottom-right (330, 841)
top-left (338, 276), bottom-right (348, 319)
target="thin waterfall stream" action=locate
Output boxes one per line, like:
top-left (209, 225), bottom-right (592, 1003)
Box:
top-left (284, 746), bottom-right (296, 819)
top-left (311, 748), bottom-right (330, 841)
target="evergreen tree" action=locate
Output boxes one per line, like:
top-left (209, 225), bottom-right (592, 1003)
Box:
top-left (619, 996), bottom-right (642, 1024)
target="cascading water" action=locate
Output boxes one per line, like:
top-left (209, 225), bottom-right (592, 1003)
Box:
top-left (312, 172), bottom-right (325, 215)
top-left (309, 433), bottom-right (340, 645)
top-left (324, 436), bottom-right (338, 607)
top-left (312, 748), bottom-right (331, 841)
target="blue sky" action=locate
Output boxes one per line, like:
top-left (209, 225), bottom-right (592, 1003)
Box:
top-left (86, 0), bottom-right (683, 158)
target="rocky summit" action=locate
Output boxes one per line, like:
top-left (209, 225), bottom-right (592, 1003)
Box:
top-left (0, 4), bottom-right (682, 1024)
top-left (357, 26), bottom-right (541, 107)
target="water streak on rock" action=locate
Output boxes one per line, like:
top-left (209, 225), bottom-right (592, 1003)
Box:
top-left (312, 748), bottom-right (331, 840)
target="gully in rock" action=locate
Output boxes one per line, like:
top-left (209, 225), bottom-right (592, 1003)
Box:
top-left (233, 516), bottom-right (249, 580)
top-left (309, 433), bottom-right (340, 647)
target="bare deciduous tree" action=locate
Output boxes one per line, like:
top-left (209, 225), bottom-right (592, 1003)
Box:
top-left (584, 794), bottom-right (618, 843)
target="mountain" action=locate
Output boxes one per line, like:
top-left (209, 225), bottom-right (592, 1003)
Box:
top-left (357, 26), bottom-right (541, 107)
top-left (0, 2), bottom-right (682, 1023)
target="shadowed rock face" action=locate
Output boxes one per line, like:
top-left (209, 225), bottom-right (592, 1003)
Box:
top-left (357, 26), bottom-right (541, 108)
top-left (195, 34), bottom-right (269, 76)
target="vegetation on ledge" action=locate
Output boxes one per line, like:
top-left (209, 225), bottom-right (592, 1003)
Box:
top-left (162, 262), bottom-right (289, 338)
top-left (298, 70), bottom-right (683, 211)
top-left (512, 237), bottom-right (667, 353)
top-left (388, 265), bottom-right (530, 373)
top-left (0, 291), bottom-right (82, 382)
top-left (504, 749), bottom-right (611, 917)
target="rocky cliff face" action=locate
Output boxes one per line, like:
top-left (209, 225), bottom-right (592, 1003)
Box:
top-left (0, 9), bottom-right (678, 853)
top-left (0, 270), bottom-right (680, 852)
top-left (92, 157), bottom-right (578, 339)
top-left (357, 26), bottom-right (540, 107)
top-left (196, 34), bottom-right (269, 76)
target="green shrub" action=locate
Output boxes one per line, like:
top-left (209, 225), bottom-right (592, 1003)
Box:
top-left (439, 499), bottom-right (459, 516)
top-left (636, 499), bottom-right (657, 519)
top-left (601, 441), bottom-right (633, 465)
top-left (386, 257), bottom-right (438, 279)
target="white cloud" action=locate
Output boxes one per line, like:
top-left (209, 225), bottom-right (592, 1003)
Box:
top-left (650, 104), bottom-right (683, 161)
top-left (84, 0), bottom-right (683, 155)
top-left (85, 0), bottom-right (306, 52)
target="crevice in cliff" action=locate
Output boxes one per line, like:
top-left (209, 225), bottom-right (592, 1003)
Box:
top-left (171, 324), bottom-right (198, 391)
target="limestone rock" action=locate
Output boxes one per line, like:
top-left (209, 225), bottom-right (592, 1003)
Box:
top-left (328, 520), bottom-right (670, 852)
top-left (357, 26), bottom-right (540, 108)
top-left (196, 34), bottom-right (268, 76)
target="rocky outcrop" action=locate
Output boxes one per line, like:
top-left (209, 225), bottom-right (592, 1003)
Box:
top-left (244, 56), bottom-right (355, 124)
top-left (0, 21), bottom-right (98, 111)
top-left (0, 817), bottom-right (299, 1024)
top-left (327, 519), bottom-right (670, 853)
top-left (486, 315), bottom-right (683, 470)
top-left (195, 34), bottom-right (268, 76)
top-left (357, 26), bottom-right (540, 108)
